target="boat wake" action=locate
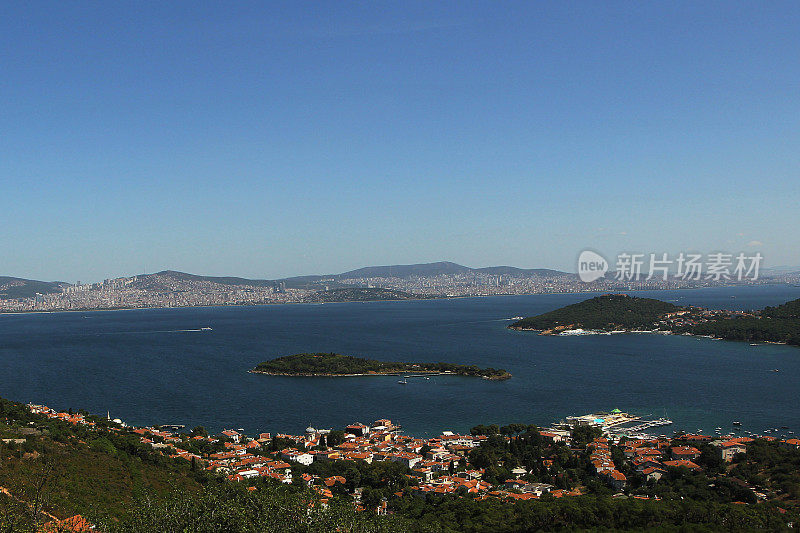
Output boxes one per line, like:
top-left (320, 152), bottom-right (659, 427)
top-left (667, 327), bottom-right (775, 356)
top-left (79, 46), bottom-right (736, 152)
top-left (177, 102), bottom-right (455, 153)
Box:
top-left (86, 328), bottom-right (213, 335)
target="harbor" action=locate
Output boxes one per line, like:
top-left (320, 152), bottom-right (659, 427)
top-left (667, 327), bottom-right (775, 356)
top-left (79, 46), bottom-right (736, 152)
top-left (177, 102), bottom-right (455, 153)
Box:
top-left (550, 410), bottom-right (674, 439)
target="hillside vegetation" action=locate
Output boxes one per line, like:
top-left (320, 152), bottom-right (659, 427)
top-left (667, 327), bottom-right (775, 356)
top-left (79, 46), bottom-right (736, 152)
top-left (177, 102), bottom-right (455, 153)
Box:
top-left (0, 277), bottom-right (64, 299)
top-left (510, 294), bottom-right (681, 331)
top-left (681, 297), bottom-right (800, 346)
top-left (0, 395), bottom-right (797, 531)
top-left (0, 397), bottom-right (202, 530)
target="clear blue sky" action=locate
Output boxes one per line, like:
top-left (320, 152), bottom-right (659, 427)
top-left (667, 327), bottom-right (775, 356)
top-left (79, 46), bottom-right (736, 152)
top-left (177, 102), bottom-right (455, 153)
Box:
top-left (3, 2), bottom-right (799, 282)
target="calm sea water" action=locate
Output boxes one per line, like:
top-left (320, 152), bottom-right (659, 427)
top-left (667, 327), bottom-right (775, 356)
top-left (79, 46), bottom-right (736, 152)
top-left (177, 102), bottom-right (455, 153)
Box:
top-left (1, 285), bottom-right (799, 438)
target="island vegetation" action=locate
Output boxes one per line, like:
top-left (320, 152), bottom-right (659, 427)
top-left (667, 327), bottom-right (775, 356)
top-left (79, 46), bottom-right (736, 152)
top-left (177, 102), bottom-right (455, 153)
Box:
top-left (510, 294), bottom-right (800, 347)
top-left (509, 294), bottom-right (682, 332)
top-left (677, 297), bottom-right (800, 346)
top-left (252, 353), bottom-right (511, 380)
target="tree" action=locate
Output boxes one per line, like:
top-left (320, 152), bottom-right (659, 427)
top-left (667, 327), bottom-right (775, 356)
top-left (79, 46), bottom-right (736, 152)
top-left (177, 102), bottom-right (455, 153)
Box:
top-left (570, 425), bottom-right (602, 447)
top-left (470, 425), bottom-right (488, 436)
top-left (327, 430), bottom-right (345, 447)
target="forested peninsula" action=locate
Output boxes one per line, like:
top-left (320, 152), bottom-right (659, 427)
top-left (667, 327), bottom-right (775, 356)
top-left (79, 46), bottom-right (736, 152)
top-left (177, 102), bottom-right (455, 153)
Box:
top-left (510, 294), bottom-right (800, 346)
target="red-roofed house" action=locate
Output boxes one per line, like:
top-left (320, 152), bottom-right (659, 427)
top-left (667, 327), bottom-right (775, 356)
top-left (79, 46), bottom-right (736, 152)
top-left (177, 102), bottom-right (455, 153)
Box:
top-left (670, 446), bottom-right (701, 461)
top-left (663, 459), bottom-right (702, 471)
top-left (713, 440), bottom-right (747, 462)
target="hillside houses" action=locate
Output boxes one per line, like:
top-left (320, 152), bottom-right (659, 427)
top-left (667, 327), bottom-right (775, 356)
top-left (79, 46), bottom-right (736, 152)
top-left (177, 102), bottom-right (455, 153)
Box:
top-left (22, 403), bottom-right (794, 513)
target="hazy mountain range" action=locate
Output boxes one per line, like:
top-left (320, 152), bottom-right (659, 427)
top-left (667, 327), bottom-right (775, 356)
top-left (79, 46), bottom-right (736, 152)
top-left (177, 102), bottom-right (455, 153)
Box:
top-left (3, 261), bottom-right (798, 300)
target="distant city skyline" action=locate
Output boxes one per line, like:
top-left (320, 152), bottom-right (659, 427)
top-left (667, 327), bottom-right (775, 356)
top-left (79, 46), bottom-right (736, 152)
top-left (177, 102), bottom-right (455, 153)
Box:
top-left (8, 260), bottom-right (796, 314)
top-left (3, 2), bottom-right (799, 282)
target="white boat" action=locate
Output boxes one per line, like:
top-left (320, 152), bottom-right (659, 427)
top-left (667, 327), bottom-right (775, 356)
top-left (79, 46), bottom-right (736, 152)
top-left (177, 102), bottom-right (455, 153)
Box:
top-left (398, 378), bottom-right (408, 385)
top-left (201, 327), bottom-right (213, 331)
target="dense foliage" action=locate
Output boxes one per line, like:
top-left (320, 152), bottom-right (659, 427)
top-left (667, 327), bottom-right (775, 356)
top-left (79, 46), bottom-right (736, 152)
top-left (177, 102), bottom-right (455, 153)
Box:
top-left (466, 424), bottom-right (599, 489)
top-left (99, 482), bottom-right (402, 533)
top-left (253, 353), bottom-right (511, 379)
top-left (678, 298), bottom-right (800, 346)
top-left (682, 316), bottom-right (800, 346)
top-left (390, 493), bottom-right (795, 532)
top-left (67, 481), bottom-right (800, 533)
top-left (730, 440), bottom-right (800, 500)
top-left (510, 294), bottom-right (681, 331)
top-left (763, 298), bottom-right (800, 319)
top-left (293, 458), bottom-right (414, 508)
top-left (0, 398), bottom-right (203, 531)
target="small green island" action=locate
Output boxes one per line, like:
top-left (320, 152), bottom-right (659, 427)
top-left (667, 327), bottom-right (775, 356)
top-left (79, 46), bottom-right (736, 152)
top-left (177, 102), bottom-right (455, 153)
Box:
top-left (509, 294), bottom-right (681, 332)
top-left (509, 293), bottom-right (800, 346)
top-left (252, 352), bottom-right (512, 380)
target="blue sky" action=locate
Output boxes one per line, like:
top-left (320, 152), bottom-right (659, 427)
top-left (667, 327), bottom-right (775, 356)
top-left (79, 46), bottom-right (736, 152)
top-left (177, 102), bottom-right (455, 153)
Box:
top-left (2, 2), bottom-right (799, 282)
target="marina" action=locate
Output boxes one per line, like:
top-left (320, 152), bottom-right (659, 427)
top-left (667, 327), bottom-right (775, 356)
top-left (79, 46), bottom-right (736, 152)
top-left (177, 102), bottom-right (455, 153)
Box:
top-left (608, 417), bottom-right (673, 437)
top-left (551, 410), bottom-right (674, 438)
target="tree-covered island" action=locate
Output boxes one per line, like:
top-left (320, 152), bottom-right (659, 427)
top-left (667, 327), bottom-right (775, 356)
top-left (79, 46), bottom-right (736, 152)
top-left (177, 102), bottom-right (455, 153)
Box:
top-left (676, 296), bottom-right (800, 346)
top-left (510, 293), bottom-right (800, 346)
top-left (509, 294), bottom-right (682, 332)
top-left (252, 352), bottom-right (512, 380)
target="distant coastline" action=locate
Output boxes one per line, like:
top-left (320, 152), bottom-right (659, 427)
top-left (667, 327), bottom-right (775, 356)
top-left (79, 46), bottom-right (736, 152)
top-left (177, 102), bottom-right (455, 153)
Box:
top-left (509, 293), bottom-right (800, 347)
top-left (4, 262), bottom-right (796, 314)
top-left (2, 282), bottom-right (795, 316)
top-left (248, 369), bottom-right (511, 380)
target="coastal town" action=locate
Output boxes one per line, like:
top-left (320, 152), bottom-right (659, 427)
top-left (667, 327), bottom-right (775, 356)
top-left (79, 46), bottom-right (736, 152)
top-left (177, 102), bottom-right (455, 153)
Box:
top-left (20, 402), bottom-right (800, 529)
top-left (3, 264), bottom-right (794, 313)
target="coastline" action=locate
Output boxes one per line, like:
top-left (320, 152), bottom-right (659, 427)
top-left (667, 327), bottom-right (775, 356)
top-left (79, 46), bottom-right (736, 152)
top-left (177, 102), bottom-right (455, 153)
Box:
top-left (1, 282), bottom-right (792, 316)
top-left (509, 326), bottom-right (792, 346)
top-left (249, 369), bottom-right (512, 380)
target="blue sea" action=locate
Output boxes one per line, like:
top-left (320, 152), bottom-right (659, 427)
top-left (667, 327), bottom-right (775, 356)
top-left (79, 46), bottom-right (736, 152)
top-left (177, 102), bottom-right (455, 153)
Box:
top-left (1, 285), bottom-right (799, 438)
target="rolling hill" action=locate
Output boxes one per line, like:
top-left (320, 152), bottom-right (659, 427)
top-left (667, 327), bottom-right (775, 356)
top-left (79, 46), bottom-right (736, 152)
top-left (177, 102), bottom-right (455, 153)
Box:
top-left (0, 277), bottom-right (66, 299)
top-left (1, 262), bottom-right (572, 298)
